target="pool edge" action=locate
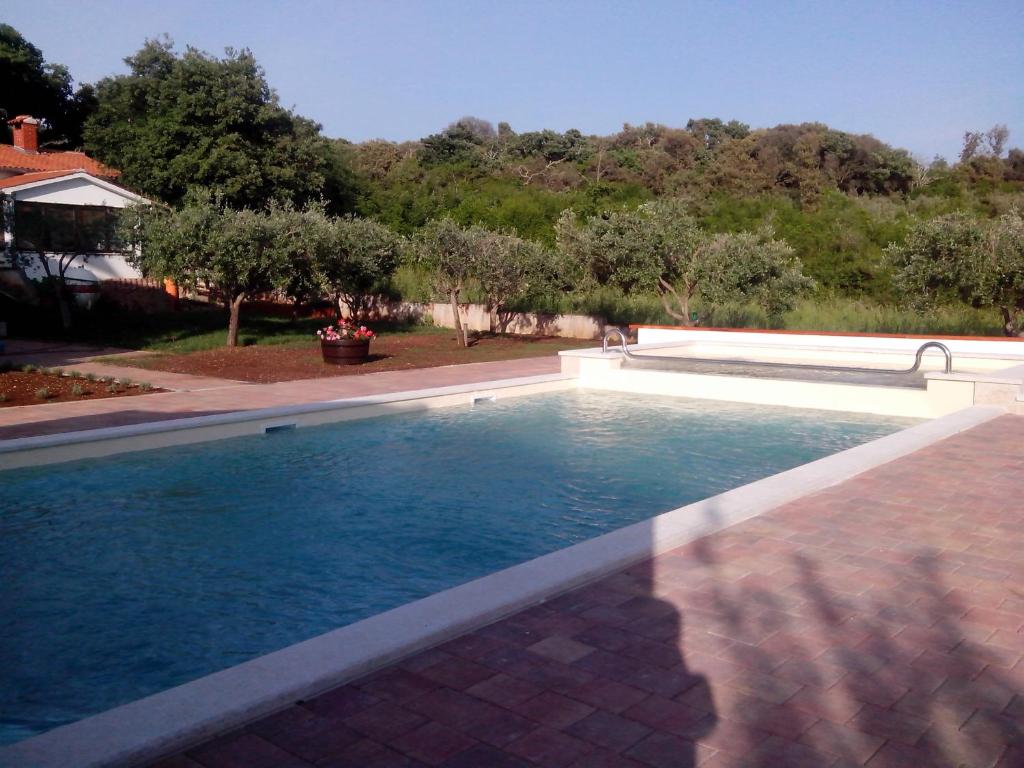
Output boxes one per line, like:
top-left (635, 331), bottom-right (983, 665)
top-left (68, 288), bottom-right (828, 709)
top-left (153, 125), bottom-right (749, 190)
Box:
top-left (0, 373), bottom-right (576, 469)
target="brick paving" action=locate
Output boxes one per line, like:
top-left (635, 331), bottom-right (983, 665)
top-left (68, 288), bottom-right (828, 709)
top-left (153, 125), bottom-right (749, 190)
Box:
top-left (0, 356), bottom-right (562, 439)
top-left (151, 414), bottom-right (1024, 768)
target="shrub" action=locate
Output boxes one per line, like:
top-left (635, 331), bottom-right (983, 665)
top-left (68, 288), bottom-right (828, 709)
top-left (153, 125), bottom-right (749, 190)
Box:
top-left (35, 387), bottom-right (52, 400)
top-left (72, 384), bottom-right (86, 396)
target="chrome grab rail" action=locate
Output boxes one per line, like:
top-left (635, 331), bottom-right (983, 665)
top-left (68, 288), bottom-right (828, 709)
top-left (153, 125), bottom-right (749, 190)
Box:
top-left (601, 327), bottom-right (633, 356)
top-left (601, 329), bottom-right (952, 375)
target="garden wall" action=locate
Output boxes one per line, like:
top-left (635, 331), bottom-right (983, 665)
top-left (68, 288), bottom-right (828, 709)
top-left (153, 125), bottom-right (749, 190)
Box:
top-left (99, 278), bottom-right (175, 313)
top-left (342, 299), bottom-right (608, 339)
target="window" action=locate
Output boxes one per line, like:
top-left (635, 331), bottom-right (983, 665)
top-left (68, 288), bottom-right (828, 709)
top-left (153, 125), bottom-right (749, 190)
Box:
top-left (13, 202), bottom-right (123, 253)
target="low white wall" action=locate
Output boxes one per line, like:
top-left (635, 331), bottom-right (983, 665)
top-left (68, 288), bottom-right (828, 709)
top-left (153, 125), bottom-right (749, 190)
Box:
top-left (635, 326), bottom-right (1024, 358)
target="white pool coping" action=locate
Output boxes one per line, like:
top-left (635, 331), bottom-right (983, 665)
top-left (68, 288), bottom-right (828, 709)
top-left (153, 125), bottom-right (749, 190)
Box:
top-left (0, 373), bottom-right (576, 469)
top-left (0, 401), bottom-right (1004, 768)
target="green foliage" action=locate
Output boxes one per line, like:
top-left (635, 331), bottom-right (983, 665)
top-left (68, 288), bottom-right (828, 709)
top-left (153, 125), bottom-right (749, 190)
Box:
top-left (556, 199), bottom-right (812, 324)
top-left (0, 24), bottom-right (96, 148)
top-left (887, 210), bottom-right (1024, 335)
top-left (319, 216), bottom-right (404, 315)
top-left (122, 194), bottom-right (298, 345)
top-left (410, 217), bottom-right (563, 338)
top-left (84, 38), bottom-right (353, 210)
top-left (473, 231), bottom-right (561, 330)
top-left (34, 387), bottom-right (51, 400)
top-left (71, 383), bottom-right (85, 396)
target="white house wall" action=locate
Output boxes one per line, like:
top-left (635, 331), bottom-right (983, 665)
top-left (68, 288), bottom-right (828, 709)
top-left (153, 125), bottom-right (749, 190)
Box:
top-left (3, 174), bottom-right (145, 280)
top-left (18, 252), bottom-right (141, 281)
top-left (13, 176), bottom-right (138, 208)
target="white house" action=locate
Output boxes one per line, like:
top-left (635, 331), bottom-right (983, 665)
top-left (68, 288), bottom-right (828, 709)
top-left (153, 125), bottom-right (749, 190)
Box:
top-left (0, 115), bottom-right (148, 291)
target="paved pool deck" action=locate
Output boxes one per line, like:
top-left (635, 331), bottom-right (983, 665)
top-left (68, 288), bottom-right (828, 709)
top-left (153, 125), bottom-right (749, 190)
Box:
top-left (0, 348), bottom-right (561, 439)
top-left (148, 413), bottom-right (1024, 768)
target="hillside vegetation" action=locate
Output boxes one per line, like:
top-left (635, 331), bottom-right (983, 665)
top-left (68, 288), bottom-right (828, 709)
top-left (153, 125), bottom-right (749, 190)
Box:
top-left (4, 27), bottom-right (1023, 336)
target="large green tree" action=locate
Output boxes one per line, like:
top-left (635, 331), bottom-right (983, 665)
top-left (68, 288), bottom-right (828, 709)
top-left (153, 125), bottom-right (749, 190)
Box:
top-left (85, 39), bottom-right (353, 210)
top-left (0, 24), bottom-right (96, 148)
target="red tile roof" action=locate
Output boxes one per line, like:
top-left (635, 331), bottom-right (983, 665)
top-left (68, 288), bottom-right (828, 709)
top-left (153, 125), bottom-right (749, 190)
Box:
top-left (0, 169), bottom-right (82, 189)
top-left (0, 145), bottom-right (120, 178)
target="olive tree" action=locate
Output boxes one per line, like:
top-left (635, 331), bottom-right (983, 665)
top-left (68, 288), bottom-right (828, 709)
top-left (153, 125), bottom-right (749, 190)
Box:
top-left (413, 218), bottom-right (482, 347)
top-left (320, 216), bottom-right (402, 318)
top-left (123, 195), bottom-right (294, 346)
top-left (886, 210), bottom-right (1024, 336)
top-left (474, 232), bottom-right (558, 332)
top-left (556, 199), bottom-right (811, 324)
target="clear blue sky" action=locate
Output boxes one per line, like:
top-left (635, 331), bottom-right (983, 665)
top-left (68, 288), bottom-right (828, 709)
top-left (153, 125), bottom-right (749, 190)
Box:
top-left (7, 0), bottom-right (1023, 161)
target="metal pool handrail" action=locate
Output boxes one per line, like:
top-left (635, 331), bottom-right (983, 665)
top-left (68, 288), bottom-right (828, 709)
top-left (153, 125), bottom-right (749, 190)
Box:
top-left (600, 329), bottom-right (953, 375)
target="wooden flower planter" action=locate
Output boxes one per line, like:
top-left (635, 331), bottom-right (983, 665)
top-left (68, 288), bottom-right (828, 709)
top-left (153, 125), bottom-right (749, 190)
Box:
top-left (320, 338), bottom-right (371, 365)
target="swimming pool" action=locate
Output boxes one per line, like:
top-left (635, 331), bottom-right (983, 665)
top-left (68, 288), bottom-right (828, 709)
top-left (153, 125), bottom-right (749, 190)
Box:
top-left (0, 389), bottom-right (917, 744)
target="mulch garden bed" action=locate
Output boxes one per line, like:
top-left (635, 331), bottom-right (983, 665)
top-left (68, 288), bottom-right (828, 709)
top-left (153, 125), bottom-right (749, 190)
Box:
top-left (117, 332), bottom-right (592, 384)
top-left (0, 369), bottom-right (164, 408)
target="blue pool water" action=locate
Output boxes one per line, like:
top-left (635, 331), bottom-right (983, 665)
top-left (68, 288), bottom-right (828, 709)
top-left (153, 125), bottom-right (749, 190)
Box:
top-left (0, 390), bottom-right (917, 744)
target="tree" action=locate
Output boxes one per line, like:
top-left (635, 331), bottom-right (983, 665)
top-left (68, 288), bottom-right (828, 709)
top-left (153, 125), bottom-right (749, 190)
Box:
top-left (473, 232), bottom-right (558, 332)
top-left (556, 199), bottom-right (811, 324)
top-left (123, 195), bottom-right (294, 346)
top-left (413, 218), bottom-right (482, 347)
top-left (319, 216), bottom-right (403, 318)
top-left (887, 211), bottom-right (1024, 336)
top-left (84, 38), bottom-right (353, 210)
top-left (0, 24), bottom-right (96, 148)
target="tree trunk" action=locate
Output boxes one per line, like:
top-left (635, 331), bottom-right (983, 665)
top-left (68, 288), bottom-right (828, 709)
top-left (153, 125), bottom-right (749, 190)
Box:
top-left (487, 299), bottom-right (499, 334)
top-left (450, 289), bottom-right (467, 347)
top-left (226, 293), bottom-right (245, 347)
top-left (657, 277), bottom-right (695, 326)
top-left (1003, 307), bottom-right (1023, 337)
top-left (54, 282), bottom-right (72, 331)
top-left (36, 250), bottom-right (73, 330)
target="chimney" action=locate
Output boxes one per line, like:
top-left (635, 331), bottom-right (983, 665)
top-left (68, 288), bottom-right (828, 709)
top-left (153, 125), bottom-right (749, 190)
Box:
top-left (8, 115), bottom-right (40, 153)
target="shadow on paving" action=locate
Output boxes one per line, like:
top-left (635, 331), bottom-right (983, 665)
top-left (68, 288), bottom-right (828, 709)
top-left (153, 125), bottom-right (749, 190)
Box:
top-left (158, 484), bottom-right (1023, 768)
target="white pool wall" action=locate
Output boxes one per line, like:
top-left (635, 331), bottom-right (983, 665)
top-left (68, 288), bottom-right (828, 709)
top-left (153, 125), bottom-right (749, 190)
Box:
top-left (560, 327), bottom-right (1024, 417)
top-left (634, 326), bottom-right (1024, 359)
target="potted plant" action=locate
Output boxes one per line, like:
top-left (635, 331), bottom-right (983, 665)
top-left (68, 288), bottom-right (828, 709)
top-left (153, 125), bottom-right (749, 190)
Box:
top-left (317, 320), bottom-right (376, 365)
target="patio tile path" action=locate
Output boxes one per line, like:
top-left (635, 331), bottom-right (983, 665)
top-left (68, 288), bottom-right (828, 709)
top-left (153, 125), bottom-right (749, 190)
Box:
top-left (0, 355), bottom-right (562, 439)
top-left (153, 414), bottom-right (1024, 768)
